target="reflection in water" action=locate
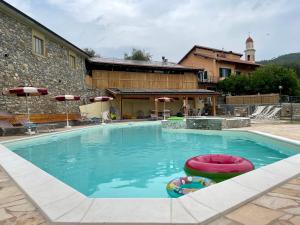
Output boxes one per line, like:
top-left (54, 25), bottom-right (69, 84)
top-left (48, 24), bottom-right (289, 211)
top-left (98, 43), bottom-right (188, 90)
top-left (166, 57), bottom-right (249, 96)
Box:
top-left (6, 124), bottom-right (296, 198)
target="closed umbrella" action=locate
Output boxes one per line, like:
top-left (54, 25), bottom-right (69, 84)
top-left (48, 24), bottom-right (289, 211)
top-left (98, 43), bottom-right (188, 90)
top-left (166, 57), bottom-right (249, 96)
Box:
top-left (3, 86), bottom-right (48, 122)
top-left (155, 97), bottom-right (174, 121)
top-left (54, 95), bottom-right (80, 128)
top-left (90, 96), bottom-right (113, 124)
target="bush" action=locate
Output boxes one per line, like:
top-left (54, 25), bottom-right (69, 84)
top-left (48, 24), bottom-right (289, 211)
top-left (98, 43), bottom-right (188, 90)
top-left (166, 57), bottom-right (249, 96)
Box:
top-left (217, 65), bottom-right (300, 96)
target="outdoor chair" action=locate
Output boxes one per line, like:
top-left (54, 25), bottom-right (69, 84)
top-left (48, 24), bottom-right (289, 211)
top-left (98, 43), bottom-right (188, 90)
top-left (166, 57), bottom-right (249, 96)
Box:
top-left (102, 111), bottom-right (111, 123)
top-left (264, 107), bottom-right (282, 120)
top-left (150, 110), bottom-right (158, 120)
top-left (234, 107), bottom-right (248, 117)
top-left (163, 109), bottom-right (171, 119)
top-left (249, 106), bottom-right (266, 118)
top-left (0, 120), bottom-right (27, 136)
top-left (255, 105), bottom-right (274, 119)
top-left (0, 120), bottom-right (14, 128)
top-left (136, 110), bottom-right (145, 119)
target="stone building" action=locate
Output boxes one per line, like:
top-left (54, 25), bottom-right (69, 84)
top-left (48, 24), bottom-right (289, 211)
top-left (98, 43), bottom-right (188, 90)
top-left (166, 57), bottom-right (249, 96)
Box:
top-left (0, 0), bottom-right (90, 114)
top-left (178, 38), bottom-right (260, 90)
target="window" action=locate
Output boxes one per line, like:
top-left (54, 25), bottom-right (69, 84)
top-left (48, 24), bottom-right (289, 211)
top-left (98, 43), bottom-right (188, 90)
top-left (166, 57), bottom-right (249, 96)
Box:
top-left (197, 71), bottom-right (208, 82)
top-left (203, 71), bottom-right (208, 79)
top-left (32, 30), bottom-right (46, 56)
top-left (33, 36), bottom-right (44, 55)
top-left (69, 53), bottom-right (76, 69)
top-left (219, 68), bottom-right (231, 78)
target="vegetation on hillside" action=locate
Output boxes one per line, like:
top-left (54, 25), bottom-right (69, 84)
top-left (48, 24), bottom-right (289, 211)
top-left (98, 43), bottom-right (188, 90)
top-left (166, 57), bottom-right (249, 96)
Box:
top-left (259, 53), bottom-right (300, 79)
top-left (124, 48), bottom-right (152, 61)
top-left (217, 65), bottom-right (300, 96)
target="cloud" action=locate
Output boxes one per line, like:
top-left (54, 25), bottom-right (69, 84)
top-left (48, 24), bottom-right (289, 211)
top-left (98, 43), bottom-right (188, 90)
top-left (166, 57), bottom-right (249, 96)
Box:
top-left (4, 0), bottom-right (300, 61)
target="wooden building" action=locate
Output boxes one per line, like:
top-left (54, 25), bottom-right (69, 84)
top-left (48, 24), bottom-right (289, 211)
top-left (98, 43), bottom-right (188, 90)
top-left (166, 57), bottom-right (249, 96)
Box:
top-left (85, 58), bottom-right (219, 119)
top-left (179, 39), bottom-right (260, 90)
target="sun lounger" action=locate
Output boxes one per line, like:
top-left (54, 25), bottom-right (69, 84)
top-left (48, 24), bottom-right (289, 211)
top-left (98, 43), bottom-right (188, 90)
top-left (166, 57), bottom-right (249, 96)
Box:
top-left (0, 120), bottom-right (14, 128)
top-left (0, 120), bottom-right (27, 136)
top-left (255, 105), bottom-right (274, 119)
top-left (36, 123), bottom-right (57, 133)
top-left (264, 107), bottom-right (282, 119)
top-left (250, 106), bottom-right (266, 118)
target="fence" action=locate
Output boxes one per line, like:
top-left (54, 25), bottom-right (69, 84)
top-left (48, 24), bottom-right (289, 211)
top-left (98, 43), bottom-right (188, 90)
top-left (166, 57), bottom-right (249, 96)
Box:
top-left (226, 94), bottom-right (279, 105)
top-left (218, 95), bottom-right (300, 120)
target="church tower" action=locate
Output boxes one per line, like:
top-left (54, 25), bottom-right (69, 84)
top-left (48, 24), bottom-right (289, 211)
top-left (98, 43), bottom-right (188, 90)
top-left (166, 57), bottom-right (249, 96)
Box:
top-left (245, 36), bottom-right (255, 62)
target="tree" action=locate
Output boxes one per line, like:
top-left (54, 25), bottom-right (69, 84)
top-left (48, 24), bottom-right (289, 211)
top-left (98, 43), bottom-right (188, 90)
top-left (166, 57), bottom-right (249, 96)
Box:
top-left (217, 65), bottom-right (300, 96)
top-left (250, 65), bottom-right (300, 95)
top-left (83, 48), bottom-right (99, 57)
top-left (124, 48), bottom-right (152, 61)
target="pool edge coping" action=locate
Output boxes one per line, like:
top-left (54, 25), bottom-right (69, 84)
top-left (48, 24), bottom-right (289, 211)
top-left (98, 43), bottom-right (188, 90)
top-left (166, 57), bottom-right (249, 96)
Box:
top-left (0, 126), bottom-right (299, 224)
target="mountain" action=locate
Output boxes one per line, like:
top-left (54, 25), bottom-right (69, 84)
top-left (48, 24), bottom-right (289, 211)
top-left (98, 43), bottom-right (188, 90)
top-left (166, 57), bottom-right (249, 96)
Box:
top-left (258, 53), bottom-right (300, 78)
top-left (259, 52), bottom-right (300, 65)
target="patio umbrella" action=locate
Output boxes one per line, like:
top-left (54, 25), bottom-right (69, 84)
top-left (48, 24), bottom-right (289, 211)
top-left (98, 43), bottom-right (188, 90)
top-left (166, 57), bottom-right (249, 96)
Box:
top-left (90, 96), bottom-right (113, 124)
top-left (54, 95), bottom-right (80, 128)
top-left (155, 97), bottom-right (174, 121)
top-left (3, 86), bottom-right (48, 122)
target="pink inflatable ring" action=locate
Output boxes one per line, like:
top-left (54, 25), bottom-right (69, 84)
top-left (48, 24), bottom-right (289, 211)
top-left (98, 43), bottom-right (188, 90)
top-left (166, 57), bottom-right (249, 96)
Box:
top-left (184, 154), bottom-right (254, 182)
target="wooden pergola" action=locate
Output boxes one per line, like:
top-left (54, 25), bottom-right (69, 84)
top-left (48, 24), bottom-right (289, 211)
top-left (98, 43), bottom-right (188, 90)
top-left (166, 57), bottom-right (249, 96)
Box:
top-left (107, 88), bottom-right (220, 118)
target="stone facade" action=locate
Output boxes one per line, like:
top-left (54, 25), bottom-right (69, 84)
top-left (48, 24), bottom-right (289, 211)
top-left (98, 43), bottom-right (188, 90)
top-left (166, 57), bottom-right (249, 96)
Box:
top-left (162, 117), bottom-right (250, 130)
top-left (0, 9), bottom-right (89, 114)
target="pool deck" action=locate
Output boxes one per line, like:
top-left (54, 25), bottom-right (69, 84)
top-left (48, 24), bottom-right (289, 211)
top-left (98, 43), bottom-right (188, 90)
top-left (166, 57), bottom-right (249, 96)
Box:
top-left (0, 122), bottom-right (299, 225)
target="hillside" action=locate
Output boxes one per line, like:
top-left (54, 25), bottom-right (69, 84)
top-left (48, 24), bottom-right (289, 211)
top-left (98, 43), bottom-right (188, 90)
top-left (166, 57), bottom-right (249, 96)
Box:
top-left (258, 53), bottom-right (300, 78)
top-left (259, 52), bottom-right (300, 65)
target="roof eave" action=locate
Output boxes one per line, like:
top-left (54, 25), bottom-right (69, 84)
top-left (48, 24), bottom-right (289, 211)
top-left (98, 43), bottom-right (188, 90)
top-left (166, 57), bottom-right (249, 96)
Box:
top-left (87, 59), bottom-right (202, 72)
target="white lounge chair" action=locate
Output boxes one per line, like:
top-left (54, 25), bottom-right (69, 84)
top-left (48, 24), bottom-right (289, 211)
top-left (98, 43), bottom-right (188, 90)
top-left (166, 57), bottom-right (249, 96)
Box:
top-left (250, 106), bottom-right (266, 118)
top-left (264, 107), bottom-right (281, 119)
top-left (255, 105), bottom-right (274, 119)
top-left (102, 111), bottom-right (110, 124)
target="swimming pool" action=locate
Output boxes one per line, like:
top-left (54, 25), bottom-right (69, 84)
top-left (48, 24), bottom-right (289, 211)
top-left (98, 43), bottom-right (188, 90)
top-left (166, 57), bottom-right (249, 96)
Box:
top-left (4, 122), bottom-right (299, 198)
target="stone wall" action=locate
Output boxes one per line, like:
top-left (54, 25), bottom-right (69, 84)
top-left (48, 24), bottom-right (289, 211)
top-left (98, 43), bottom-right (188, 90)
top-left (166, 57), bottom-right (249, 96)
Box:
top-left (162, 117), bottom-right (250, 130)
top-left (0, 10), bottom-right (90, 114)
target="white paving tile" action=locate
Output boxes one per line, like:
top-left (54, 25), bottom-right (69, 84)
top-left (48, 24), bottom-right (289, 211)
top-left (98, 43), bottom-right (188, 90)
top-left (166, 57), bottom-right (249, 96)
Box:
top-left (40, 192), bottom-right (86, 221)
top-left (24, 178), bottom-right (77, 207)
top-left (0, 156), bottom-right (38, 177)
top-left (55, 198), bottom-right (93, 225)
top-left (178, 196), bottom-right (219, 224)
top-left (231, 168), bottom-right (284, 192)
top-left (261, 159), bottom-right (300, 179)
top-left (171, 198), bottom-right (198, 224)
top-left (81, 198), bottom-right (171, 224)
top-left (188, 179), bottom-right (258, 214)
top-left (12, 169), bottom-right (53, 190)
top-left (284, 154), bottom-right (300, 165)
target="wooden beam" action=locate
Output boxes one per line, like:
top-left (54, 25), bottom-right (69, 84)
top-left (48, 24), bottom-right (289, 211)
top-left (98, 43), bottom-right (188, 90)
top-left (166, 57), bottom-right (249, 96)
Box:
top-left (120, 97), bottom-right (123, 120)
top-left (155, 99), bottom-right (158, 119)
top-left (212, 96), bottom-right (216, 116)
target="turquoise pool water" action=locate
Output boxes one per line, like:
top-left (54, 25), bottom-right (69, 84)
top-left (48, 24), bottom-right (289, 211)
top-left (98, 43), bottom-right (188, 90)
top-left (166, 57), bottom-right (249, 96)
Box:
top-left (4, 123), bottom-right (299, 198)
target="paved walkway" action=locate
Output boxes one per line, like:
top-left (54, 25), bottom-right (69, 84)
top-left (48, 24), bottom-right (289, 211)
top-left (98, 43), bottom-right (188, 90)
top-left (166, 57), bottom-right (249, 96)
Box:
top-left (237, 122), bottom-right (300, 140)
top-left (0, 169), bottom-right (49, 225)
top-left (0, 123), bottom-right (299, 224)
top-left (208, 176), bottom-right (300, 225)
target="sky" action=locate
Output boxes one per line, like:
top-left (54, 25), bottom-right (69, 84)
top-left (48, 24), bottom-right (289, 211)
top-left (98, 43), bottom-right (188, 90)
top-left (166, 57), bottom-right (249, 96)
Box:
top-left (5, 0), bottom-right (300, 62)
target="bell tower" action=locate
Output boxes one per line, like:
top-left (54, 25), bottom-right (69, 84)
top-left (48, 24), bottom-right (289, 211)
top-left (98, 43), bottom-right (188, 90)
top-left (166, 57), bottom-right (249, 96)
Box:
top-left (245, 36), bottom-right (255, 62)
